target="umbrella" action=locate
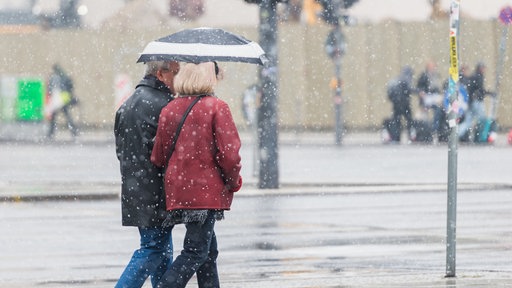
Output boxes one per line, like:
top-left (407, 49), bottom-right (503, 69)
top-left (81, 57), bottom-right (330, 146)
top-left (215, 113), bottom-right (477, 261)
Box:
top-left (137, 27), bottom-right (267, 65)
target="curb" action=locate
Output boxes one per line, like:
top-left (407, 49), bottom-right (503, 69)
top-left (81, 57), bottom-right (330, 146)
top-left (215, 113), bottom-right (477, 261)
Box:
top-left (2, 182), bottom-right (511, 202)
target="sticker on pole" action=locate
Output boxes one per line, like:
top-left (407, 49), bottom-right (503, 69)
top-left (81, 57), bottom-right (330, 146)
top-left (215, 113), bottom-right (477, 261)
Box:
top-left (449, 36), bottom-right (458, 81)
top-left (499, 6), bottom-right (512, 25)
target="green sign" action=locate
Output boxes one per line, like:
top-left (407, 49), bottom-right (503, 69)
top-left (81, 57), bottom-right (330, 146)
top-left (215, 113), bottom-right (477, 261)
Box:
top-left (16, 78), bottom-right (45, 121)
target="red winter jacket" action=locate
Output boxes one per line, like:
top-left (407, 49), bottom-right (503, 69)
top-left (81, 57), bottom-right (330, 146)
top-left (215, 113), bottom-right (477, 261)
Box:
top-left (151, 95), bottom-right (242, 211)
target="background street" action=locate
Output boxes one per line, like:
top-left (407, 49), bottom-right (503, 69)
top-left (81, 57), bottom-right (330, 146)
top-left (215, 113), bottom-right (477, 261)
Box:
top-left (1, 130), bottom-right (511, 287)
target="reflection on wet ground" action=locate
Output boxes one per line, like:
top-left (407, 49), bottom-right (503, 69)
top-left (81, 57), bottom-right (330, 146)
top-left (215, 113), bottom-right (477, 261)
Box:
top-left (208, 191), bottom-right (512, 287)
top-left (0, 190), bottom-right (511, 287)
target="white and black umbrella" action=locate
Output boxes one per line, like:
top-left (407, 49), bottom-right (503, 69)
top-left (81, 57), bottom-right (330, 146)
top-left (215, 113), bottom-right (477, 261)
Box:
top-left (137, 27), bottom-right (267, 65)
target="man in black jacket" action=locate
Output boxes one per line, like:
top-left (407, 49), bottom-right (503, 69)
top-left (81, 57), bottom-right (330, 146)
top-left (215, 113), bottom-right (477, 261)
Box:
top-left (387, 66), bottom-right (415, 142)
top-left (114, 60), bottom-right (179, 288)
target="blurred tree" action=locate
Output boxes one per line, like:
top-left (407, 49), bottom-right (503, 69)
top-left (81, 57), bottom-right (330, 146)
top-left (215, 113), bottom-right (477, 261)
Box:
top-left (169, 0), bottom-right (204, 21)
top-left (342, 0), bottom-right (358, 8)
top-left (38, 0), bottom-right (81, 29)
top-left (244, 0), bottom-right (299, 23)
top-left (59, 0), bottom-right (80, 28)
top-left (243, 0), bottom-right (288, 4)
top-left (280, 0), bottom-right (302, 22)
top-left (429, 0), bottom-right (448, 20)
top-left (316, 0), bottom-right (339, 25)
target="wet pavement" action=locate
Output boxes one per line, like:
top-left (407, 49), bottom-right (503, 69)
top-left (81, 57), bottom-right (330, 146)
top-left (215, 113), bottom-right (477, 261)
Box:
top-left (1, 190), bottom-right (512, 287)
top-left (1, 128), bottom-right (512, 287)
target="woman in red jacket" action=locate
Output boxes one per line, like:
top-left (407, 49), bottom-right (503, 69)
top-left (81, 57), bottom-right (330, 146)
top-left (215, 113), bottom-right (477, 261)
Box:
top-left (151, 61), bottom-right (242, 288)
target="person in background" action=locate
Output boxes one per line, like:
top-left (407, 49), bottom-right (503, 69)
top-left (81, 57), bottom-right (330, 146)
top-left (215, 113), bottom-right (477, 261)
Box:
top-left (416, 61), bottom-right (442, 132)
top-left (46, 63), bottom-right (79, 139)
top-left (152, 62), bottom-right (242, 288)
top-left (387, 66), bottom-right (415, 142)
top-left (458, 62), bottom-right (495, 140)
top-left (114, 60), bottom-right (180, 288)
top-left (458, 64), bottom-right (471, 91)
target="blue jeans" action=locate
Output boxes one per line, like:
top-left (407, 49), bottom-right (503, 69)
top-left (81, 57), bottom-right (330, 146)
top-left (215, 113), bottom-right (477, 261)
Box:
top-left (156, 211), bottom-right (219, 288)
top-left (115, 226), bottom-right (173, 288)
top-left (431, 105), bottom-right (443, 133)
top-left (458, 100), bottom-right (486, 138)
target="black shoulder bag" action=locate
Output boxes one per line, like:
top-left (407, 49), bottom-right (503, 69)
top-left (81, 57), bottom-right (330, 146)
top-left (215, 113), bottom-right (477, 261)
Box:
top-left (164, 95), bottom-right (205, 167)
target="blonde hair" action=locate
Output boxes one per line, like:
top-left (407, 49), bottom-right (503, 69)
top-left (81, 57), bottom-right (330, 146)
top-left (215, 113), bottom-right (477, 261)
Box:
top-left (173, 62), bottom-right (218, 95)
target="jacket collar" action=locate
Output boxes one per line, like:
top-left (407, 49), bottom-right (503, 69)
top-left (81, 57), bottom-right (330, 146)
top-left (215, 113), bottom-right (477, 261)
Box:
top-left (136, 75), bottom-right (173, 95)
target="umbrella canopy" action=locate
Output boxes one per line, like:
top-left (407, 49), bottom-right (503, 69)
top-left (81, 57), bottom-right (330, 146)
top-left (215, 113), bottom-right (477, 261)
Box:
top-left (137, 27), bottom-right (267, 65)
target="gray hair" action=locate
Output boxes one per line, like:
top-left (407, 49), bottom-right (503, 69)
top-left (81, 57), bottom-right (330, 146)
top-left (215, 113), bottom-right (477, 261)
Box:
top-left (144, 61), bottom-right (168, 76)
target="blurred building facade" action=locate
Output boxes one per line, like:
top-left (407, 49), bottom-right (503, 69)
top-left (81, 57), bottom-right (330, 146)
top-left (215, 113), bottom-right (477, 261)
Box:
top-left (1, 0), bottom-right (512, 29)
top-left (0, 0), bottom-right (511, 131)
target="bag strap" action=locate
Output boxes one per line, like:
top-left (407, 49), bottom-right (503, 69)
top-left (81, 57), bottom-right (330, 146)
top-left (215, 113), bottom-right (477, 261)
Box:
top-left (165, 95), bottom-right (205, 168)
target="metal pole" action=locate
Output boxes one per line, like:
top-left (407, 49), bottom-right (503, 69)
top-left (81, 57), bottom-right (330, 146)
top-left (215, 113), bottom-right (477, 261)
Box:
top-left (326, 0), bottom-right (344, 146)
top-left (253, 110), bottom-right (259, 177)
top-left (491, 25), bottom-right (509, 119)
top-left (334, 25), bottom-right (343, 146)
top-left (258, 0), bottom-right (279, 189)
top-left (446, 0), bottom-right (460, 278)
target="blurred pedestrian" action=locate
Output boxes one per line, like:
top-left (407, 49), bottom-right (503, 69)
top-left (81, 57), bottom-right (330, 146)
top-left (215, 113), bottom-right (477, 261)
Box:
top-left (385, 66), bottom-right (415, 142)
top-left (114, 60), bottom-right (180, 288)
top-left (416, 61), bottom-right (442, 129)
top-left (458, 63), bottom-right (471, 91)
top-left (46, 63), bottom-right (79, 139)
top-left (458, 62), bottom-right (495, 140)
top-left (151, 62), bottom-right (242, 288)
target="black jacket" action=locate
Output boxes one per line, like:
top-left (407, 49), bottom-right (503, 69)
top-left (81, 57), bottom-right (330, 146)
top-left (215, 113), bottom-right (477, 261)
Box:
top-left (467, 72), bottom-right (489, 104)
top-left (388, 76), bottom-right (413, 113)
top-left (114, 75), bottom-right (174, 227)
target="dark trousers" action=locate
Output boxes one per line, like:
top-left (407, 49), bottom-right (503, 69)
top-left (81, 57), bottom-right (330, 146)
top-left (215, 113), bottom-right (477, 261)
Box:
top-left (391, 105), bottom-right (413, 140)
top-left (47, 105), bottom-right (78, 138)
top-left (157, 211), bottom-right (219, 288)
